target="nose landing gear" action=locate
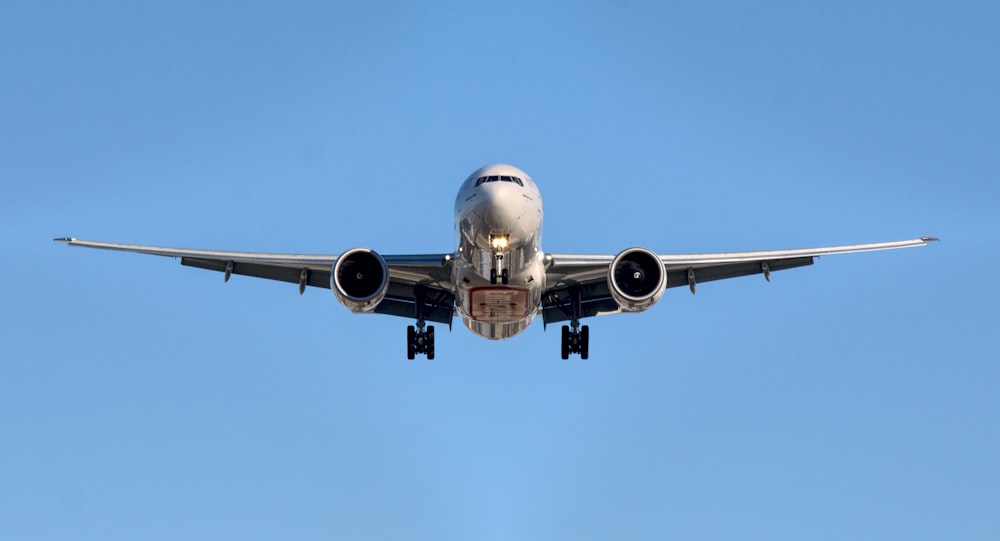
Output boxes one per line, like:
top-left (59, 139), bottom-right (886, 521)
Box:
top-left (490, 253), bottom-right (509, 285)
top-left (489, 235), bottom-right (510, 285)
top-left (489, 267), bottom-right (509, 285)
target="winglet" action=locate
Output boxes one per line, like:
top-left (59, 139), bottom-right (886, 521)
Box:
top-left (54, 237), bottom-right (76, 243)
top-left (921, 237), bottom-right (940, 242)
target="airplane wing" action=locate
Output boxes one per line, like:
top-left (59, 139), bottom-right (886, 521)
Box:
top-left (540, 237), bottom-right (938, 326)
top-left (55, 238), bottom-right (456, 324)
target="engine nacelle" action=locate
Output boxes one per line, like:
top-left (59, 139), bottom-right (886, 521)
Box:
top-left (608, 247), bottom-right (666, 312)
top-left (332, 248), bottom-right (389, 312)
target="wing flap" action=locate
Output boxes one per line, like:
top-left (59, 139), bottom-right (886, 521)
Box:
top-left (541, 281), bottom-right (618, 326)
top-left (665, 256), bottom-right (813, 289)
top-left (184, 256), bottom-right (455, 322)
top-left (375, 284), bottom-right (455, 324)
top-left (540, 257), bottom-right (812, 324)
top-left (181, 257), bottom-right (332, 289)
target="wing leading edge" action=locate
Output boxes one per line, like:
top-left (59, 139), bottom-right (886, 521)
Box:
top-left (541, 237), bottom-right (937, 325)
top-left (55, 238), bottom-right (456, 324)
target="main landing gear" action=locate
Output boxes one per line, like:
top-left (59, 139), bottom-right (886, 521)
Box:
top-left (561, 321), bottom-right (589, 360)
top-left (407, 322), bottom-right (435, 360)
top-left (559, 285), bottom-right (589, 359)
top-left (407, 285), bottom-right (436, 360)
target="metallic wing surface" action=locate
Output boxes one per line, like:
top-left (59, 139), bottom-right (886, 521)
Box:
top-left (56, 238), bottom-right (456, 325)
top-left (540, 238), bottom-right (936, 326)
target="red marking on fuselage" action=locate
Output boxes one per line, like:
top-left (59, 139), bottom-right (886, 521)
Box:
top-left (467, 286), bottom-right (531, 322)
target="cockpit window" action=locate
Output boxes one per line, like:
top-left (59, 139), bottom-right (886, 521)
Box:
top-left (475, 175), bottom-right (524, 187)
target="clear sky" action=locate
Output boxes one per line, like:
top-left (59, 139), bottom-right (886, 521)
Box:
top-left (3, 1), bottom-right (998, 539)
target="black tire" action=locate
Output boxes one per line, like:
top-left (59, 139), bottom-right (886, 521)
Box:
top-left (406, 325), bottom-right (416, 360)
top-left (490, 268), bottom-right (497, 284)
top-left (501, 268), bottom-right (509, 284)
top-left (580, 325), bottom-right (590, 360)
top-left (561, 325), bottom-right (570, 360)
top-left (426, 326), bottom-right (435, 360)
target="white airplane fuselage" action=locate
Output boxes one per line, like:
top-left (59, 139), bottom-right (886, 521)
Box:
top-left (452, 164), bottom-right (545, 339)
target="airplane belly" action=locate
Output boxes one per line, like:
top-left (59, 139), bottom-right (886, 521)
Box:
top-left (455, 283), bottom-right (541, 340)
top-left (466, 286), bottom-right (532, 321)
top-left (460, 317), bottom-right (532, 340)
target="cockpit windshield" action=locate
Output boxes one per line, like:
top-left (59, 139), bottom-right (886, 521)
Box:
top-left (474, 175), bottom-right (524, 187)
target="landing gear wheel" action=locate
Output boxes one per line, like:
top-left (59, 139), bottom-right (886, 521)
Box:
top-left (406, 325), bottom-right (416, 360)
top-left (558, 286), bottom-right (590, 359)
top-left (408, 285), bottom-right (438, 360)
top-left (426, 326), bottom-right (435, 360)
top-left (561, 326), bottom-right (570, 359)
top-left (490, 269), bottom-right (497, 285)
top-left (501, 268), bottom-right (509, 285)
top-left (407, 324), bottom-right (435, 360)
top-left (560, 324), bottom-right (590, 359)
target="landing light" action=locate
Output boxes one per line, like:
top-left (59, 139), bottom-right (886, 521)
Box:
top-left (490, 235), bottom-right (509, 250)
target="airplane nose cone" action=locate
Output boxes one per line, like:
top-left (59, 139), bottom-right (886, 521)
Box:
top-left (475, 184), bottom-right (521, 228)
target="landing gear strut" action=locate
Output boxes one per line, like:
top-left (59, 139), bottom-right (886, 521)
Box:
top-left (407, 285), bottom-right (435, 360)
top-left (490, 253), bottom-right (509, 285)
top-left (560, 285), bottom-right (589, 359)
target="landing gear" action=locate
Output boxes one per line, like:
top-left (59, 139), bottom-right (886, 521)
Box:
top-left (559, 285), bottom-right (589, 359)
top-left (561, 322), bottom-right (589, 360)
top-left (489, 235), bottom-right (510, 285)
top-left (490, 251), bottom-right (509, 285)
top-left (407, 285), bottom-right (436, 360)
top-left (491, 268), bottom-right (509, 285)
top-left (489, 267), bottom-right (509, 284)
top-left (407, 323), bottom-right (435, 360)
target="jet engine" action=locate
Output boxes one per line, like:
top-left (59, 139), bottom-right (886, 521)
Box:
top-left (332, 248), bottom-right (389, 312)
top-left (608, 247), bottom-right (666, 312)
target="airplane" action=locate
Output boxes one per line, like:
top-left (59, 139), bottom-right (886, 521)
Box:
top-left (57, 163), bottom-right (937, 360)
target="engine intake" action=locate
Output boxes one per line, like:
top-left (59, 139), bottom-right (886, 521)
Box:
top-left (608, 247), bottom-right (666, 312)
top-left (332, 248), bottom-right (389, 312)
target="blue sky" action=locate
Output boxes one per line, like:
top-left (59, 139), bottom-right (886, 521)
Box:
top-left (3, 1), bottom-right (998, 539)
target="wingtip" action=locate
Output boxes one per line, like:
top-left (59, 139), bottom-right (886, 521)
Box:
top-left (54, 237), bottom-right (76, 243)
top-left (921, 237), bottom-right (940, 243)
